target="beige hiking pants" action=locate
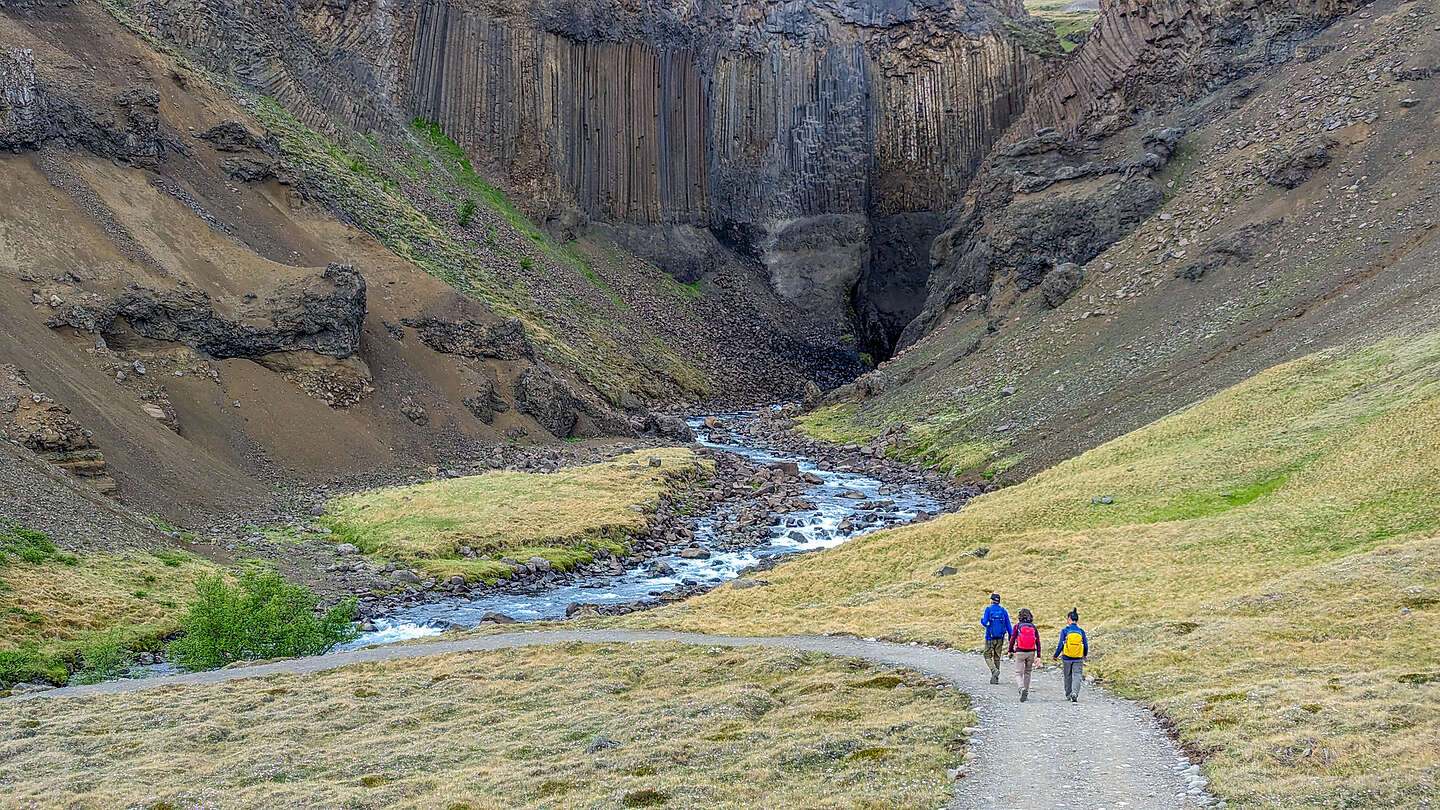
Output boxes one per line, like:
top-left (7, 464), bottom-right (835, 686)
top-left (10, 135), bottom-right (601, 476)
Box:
top-left (1013, 650), bottom-right (1036, 690)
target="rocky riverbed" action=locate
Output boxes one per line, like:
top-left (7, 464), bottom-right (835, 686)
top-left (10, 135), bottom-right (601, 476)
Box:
top-left (334, 409), bottom-right (979, 646)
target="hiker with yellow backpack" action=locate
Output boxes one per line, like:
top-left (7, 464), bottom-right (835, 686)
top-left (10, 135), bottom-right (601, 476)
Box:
top-left (1053, 608), bottom-right (1089, 702)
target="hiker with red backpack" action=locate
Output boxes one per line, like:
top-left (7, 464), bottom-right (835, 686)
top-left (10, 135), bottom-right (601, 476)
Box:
top-left (980, 592), bottom-right (1011, 685)
top-left (1007, 608), bottom-right (1042, 702)
top-left (1053, 608), bottom-right (1089, 702)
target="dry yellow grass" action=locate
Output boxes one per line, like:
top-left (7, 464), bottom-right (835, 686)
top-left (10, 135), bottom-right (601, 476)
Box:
top-left (0, 643), bottom-right (973, 809)
top-left (323, 448), bottom-right (708, 582)
top-left (0, 550), bottom-right (211, 650)
top-left (613, 332), bottom-right (1440, 807)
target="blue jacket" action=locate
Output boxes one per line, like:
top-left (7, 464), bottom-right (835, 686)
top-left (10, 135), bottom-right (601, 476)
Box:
top-left (1055, 623), bottom-right (1088, 659)
top-left (981, 604), bottom-right (1011, 641)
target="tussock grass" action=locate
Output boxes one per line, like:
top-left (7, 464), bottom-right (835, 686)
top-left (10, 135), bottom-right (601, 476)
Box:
top-left (619, 333), bottom-right (1440, 807)
top-left (0, 643), bottom-right (973, 809)
top-left (0, 549), bottom-right (211, 650)
top-left (323, 449), bottom-right (707, 582)
top-left (0, 547), bottom-right (215, 686)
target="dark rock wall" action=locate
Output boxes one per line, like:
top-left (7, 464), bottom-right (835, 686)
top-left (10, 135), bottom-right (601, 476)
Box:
top-left (1011, 0), bottom-right (1365, 139)
top-left (120, 0), bottom-right (1049, 358)
top-left (403, 0), bottom-right (1041, 227)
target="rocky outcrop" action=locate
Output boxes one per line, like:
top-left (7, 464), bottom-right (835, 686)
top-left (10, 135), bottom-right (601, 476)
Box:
top-left (513, 364), bottom-right (579, 437)
top-left (462, 379), bottom-right (511, 424)
top-left (0, 366), bottom-right (115, 494)
top-left (903, 127), bottom-right (1173, 342)
top-left (402, 317), bottom-right (536, 362)
top-left (1, 47), bottom-right (180, 164)
top-left (49, 264), bottom-right (366, 361)
top-left (1012, 0), bottom-right (1368, 138)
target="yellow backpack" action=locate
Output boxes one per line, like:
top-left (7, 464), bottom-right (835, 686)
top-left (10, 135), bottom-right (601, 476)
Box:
top-left (1061, 629), bottom-right (1085, 658)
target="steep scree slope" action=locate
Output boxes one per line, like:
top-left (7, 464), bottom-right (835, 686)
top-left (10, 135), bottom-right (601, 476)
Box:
top-left (0, 1), bottom-right (849, 521)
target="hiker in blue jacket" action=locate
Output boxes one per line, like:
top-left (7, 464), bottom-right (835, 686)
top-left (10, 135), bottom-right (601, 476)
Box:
top-left (980, 592), bottom-right (1011, 685)
top-left (1053, 608), bottom-right (1088, 702)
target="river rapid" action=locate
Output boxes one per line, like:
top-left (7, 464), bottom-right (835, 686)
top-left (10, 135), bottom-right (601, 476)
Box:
top-left (339, 414), bottom-right (946, 649)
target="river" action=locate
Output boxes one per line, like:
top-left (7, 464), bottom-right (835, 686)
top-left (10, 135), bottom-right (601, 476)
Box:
top-left (338, 415), bottom-right (945, 648)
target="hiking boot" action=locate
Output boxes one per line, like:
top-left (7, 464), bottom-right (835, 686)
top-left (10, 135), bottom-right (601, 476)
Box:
top-left (1070, 694), bottom-right (1078, 703)
top-left (1020, 689), bottom-right (1028, 702)
top-left (990, 672), bottom-right (1000, 685)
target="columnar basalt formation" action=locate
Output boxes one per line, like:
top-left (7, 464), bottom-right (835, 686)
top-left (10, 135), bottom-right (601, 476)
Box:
top-left (898, 0), bottom-right (1369, 346)
top-left (1009, 0), bottom-right (1366, 138)
top-left (122, 0), bottom-right (1052, 357)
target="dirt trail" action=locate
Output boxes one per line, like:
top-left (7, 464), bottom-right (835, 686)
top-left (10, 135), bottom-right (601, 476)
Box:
top-left (5, 630), bottom-right (1217, 809)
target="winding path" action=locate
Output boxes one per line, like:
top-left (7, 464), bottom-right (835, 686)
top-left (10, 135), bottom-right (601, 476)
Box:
top-left (4, 630), bottom-right (1215, 809)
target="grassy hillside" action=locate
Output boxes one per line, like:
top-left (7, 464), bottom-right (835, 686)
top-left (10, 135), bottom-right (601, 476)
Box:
top-left (0, 528), bottom-right (216, 687)
top-left (323, 449), bottom-right (708, 583)
top-left (617, 332), bottom-right (1440, 807)
top-left (0, 643), bottom-right (971, 809)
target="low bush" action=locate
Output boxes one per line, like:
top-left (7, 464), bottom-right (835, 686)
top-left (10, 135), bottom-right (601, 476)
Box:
top-left (168, 570), bottom-right (357, 671)
top-left (0, 525), bottom-right (74, 566)
top-left (457, 198), bottom-right (477, 227)
top-left (0, 646), bottom-right (68, 687)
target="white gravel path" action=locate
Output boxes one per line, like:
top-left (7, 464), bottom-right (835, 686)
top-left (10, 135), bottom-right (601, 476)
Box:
top-left (3, 630), bottom-right (1219, 808)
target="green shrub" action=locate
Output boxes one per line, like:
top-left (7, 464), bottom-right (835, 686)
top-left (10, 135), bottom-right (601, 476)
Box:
top-left (0, 525), bottom-right (72, 566)
top-left (519, 254), bottom-right (535, 271)
top-left (69, 630), bottom-right (136, 685)
top-left (168, 571), bottom-right (357, 671)
top-left (457, 198), bottom-right (477, 227)
top-left (0, 646), bottom-right (69, 687)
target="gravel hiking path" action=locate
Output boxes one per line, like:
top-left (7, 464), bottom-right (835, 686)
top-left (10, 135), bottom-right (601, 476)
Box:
top-left (5, 630), bottom-right (1216, 809)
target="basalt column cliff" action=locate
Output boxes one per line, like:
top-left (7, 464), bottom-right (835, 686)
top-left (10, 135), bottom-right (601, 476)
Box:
top-left (125, 0), bottom-right (1053, 359)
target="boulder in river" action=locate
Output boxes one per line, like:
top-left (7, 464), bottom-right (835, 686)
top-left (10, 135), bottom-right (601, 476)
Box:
top-left (678, 546), bottom-right (711, 559)
top-left (769, 460), bottom-right (801, 478)
top-left (480, 612), bottom-right (517, 624)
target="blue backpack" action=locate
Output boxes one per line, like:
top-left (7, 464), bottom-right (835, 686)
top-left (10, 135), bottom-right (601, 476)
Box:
top-left (984, 606), bottom-right (1009, 638)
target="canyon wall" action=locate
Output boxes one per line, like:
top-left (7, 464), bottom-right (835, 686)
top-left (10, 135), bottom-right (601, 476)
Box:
top-left (1011, 0), bottom-right (1365, 138)
top-left (122, 0), bottom-right (1052, 357)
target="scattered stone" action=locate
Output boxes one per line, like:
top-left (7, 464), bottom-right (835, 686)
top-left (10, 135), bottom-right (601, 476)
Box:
top-left (730, 578), bottom-right (769, 590)
top-left (480, 612), bottom-right (517, 624)
top-left (335, 543), bottom-right (359, 555)
top-left (935, 565), bottom-right (958, 577)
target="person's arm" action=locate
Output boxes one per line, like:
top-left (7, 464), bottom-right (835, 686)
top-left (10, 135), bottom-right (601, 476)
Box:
top-left (1053, 627), bottom-right (1065, 659)
top-left (1081, 629), bottom-right (1089, 659)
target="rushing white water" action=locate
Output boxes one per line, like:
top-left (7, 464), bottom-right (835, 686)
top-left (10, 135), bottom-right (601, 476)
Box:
top-left (337, 415), bottom-right (943, 649)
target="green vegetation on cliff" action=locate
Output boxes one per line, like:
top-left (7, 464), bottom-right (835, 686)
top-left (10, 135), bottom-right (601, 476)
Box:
top-left (624, 332), bottom-right (1440, 807)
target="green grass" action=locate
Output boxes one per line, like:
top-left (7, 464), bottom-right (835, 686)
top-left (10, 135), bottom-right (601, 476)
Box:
top-left (1022, 0), bottom-right (1098, 51)
top-left (410, 117), bottom-right (549, 245)
top-left (322, 449), bottom-right (709, 583)
top-left (0, 526), bottom-right (75, 566)
top-left (0, 543), bottom-right (217, 688)
top-left (620, 331), bottom-right (1440, 807)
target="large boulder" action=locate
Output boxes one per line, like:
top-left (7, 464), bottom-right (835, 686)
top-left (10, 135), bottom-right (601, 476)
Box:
top-left (512, 364), bottom-right (578, 437)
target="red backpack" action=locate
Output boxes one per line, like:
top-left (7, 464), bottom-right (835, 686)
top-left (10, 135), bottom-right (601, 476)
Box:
top-left (1014, 623), bottom-right (1038, 651)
